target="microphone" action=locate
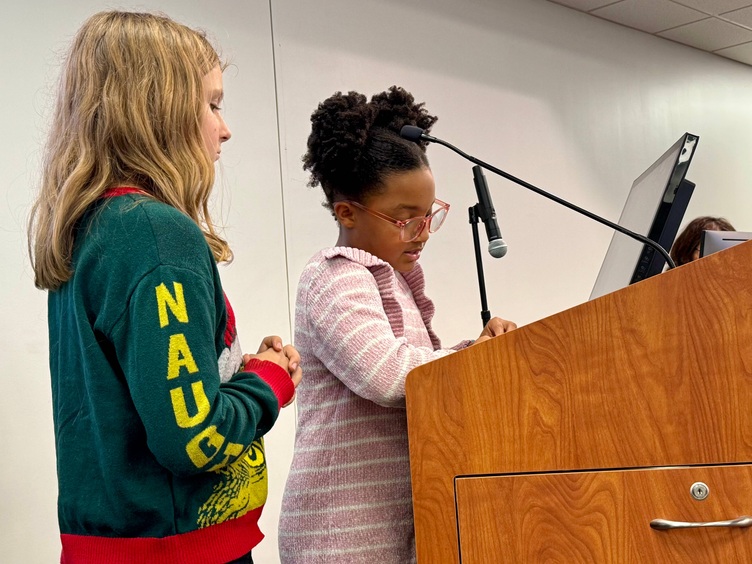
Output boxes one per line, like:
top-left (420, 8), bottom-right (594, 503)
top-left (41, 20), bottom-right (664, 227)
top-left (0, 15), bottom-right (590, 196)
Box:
top-left (401, 125), bottom-right (431, 142)
top-left (400, 125), bottom-right (676, 269)
top-left (473, 166), bottom-right (507, 258)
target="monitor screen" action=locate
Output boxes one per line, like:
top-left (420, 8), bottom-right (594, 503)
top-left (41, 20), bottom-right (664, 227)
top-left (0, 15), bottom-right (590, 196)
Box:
top-left (700, 230), bottom-right (752, 257)
top-left (590, 133), bottom-right (698, 300)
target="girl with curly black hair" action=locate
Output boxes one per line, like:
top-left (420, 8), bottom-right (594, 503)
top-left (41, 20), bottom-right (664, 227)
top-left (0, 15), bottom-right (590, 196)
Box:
top-left (278, 86), bottom-right (515, 563)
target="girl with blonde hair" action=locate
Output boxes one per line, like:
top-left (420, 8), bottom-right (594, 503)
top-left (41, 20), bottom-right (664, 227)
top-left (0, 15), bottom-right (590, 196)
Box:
top-left (29, 11), bottom-right (300, 563)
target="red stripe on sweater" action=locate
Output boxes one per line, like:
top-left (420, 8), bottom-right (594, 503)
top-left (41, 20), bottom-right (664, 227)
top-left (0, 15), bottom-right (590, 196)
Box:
top-left (223, 293), bottom-right (237, 348)
top-left (60, 506), bottom-right (263, 564)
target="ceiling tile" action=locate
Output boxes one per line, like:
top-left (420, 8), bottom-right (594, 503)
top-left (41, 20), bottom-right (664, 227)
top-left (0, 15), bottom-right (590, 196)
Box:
top-left (716, 40), bottom-right (752, 63)
top-left (658, 17), bottom-right (752, 50)
top-left (669, 0), bottom-right (752, 16)
top-left (592, 0), bottom-right (707, 33)
top-left (548, 0), bottom-right (622, 11)
top-left (720, 6), bottom-right (752, 28)
top-left (716, 43), bottom-right (752, 65)
top-left (546, 0), bottom-right (752, 67)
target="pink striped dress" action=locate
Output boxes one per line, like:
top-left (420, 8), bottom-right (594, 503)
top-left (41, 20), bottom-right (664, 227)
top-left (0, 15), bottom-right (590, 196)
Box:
top-left (278, 247), bottom-right (470, 563)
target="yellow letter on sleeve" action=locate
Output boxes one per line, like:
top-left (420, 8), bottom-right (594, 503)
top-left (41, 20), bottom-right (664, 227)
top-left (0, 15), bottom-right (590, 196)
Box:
top-left (186, 426), bottom-right (226, 468)
top-left (155, 282), bottom-right (189, 328)
top-left (206, 441), bottom-right (247, 472)
top-left (170, 381), bottom-right (211, 428)
top-left (167, 333), bottom-right (199, 380)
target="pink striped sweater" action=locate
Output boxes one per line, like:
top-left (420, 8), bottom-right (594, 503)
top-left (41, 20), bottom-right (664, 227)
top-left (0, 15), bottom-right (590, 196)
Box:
top-left (279, 247), bottom-right (469, 563)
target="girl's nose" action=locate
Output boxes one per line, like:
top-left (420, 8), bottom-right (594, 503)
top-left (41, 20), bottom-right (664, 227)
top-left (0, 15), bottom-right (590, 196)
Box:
top-left (220, 115), bottom-right (231, 142)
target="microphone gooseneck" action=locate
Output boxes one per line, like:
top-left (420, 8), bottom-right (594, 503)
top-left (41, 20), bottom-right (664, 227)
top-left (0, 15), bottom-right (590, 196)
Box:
top-left (399, 125), bottom-right (676, 269)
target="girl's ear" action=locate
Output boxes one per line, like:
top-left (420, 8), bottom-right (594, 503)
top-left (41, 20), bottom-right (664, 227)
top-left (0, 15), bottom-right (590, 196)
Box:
top-left (333, 201), bottom-right (357, 229)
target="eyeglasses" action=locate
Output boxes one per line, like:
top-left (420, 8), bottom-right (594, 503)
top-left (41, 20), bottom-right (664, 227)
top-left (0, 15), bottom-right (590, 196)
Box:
top-left (344, 198), bottom-right (450, 242)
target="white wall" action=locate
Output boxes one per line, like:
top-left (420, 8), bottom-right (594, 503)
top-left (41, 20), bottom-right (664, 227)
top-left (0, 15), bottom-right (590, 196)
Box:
top-left (274, 0), bottom-right (752, 341)
top-left (3, 0), bottom-right (752, 561)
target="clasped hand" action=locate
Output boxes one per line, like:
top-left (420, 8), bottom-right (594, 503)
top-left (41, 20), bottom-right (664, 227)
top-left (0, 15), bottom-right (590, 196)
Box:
top-left (243, 336), bottom-right (303, 408)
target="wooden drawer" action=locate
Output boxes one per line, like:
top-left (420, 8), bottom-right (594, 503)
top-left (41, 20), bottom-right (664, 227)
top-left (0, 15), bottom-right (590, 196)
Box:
top-left (455, 465), bottom-right (752, 563)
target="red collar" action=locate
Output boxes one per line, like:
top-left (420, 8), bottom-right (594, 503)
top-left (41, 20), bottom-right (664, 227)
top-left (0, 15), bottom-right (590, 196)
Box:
top-left (101, 186), bottom-right (145, 198)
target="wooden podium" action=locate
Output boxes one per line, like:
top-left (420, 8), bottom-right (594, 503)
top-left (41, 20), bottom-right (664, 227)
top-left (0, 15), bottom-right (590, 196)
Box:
top-left (405, 241), bottom-right (752, 563)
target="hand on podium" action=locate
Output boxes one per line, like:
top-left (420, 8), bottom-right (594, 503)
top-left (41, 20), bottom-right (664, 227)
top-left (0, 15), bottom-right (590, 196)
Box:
top-left (475, 316), bottom-right (516, 344)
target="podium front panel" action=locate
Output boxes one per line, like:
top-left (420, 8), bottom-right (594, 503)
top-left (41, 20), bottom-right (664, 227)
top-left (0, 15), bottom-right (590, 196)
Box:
top-left (455, 465), bottom-right (752, 563)
top-left (407, 242), bottom-right (752, 562)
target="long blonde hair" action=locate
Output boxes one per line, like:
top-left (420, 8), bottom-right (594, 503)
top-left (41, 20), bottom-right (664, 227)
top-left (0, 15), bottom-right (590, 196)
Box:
top-left (29, 11), bottom-right (232, 290)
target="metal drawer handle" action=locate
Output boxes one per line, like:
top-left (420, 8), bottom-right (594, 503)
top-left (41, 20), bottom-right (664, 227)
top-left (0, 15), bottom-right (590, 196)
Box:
top-left (650, 516), bottom-right (752, 531)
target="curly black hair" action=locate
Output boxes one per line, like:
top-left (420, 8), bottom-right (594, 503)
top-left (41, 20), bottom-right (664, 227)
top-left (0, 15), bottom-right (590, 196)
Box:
top-left (303, 86), bottom-right (438, 214)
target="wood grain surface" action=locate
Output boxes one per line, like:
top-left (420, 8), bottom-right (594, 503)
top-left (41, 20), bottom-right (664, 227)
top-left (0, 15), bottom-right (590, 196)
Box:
top-left (456, 465), bottom-right (752, 563)
top-left (406, 242), bottom-right (752, 562)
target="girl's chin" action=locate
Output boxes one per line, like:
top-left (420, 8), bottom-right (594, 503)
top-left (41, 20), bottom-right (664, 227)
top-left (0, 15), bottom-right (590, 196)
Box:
top-left (393, 259), bottom-right (418, 273)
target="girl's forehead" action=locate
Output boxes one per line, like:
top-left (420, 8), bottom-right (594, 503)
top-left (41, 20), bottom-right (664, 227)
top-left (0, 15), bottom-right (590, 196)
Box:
top-left (367, 170), bottom-right (436, 213)
top-left (380, 168), bottom-right (435, 196)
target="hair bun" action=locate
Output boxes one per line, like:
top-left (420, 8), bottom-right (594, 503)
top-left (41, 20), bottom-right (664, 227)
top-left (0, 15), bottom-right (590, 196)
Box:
top-left (370, 86), bottom-right (437, 149)
top-left (304, 91), bottom-right (376, 190)
top-left (303, 86), bottom-right (438, 210)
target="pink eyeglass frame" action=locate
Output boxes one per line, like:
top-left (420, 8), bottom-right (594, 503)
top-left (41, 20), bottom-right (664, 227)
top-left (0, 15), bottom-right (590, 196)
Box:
top-left (343, 198), bottom-right (450, 242)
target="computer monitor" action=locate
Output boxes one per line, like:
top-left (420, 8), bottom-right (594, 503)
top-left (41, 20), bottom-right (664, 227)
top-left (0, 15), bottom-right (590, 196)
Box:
top-left (590, 133), bottom-right (698, 300)
top-left (700, 230), bottom-right (752, 257)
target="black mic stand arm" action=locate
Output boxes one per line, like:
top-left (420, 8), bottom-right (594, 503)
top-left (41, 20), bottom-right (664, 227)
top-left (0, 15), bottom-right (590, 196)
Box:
top-left (423, 134), bottom-right (676, 269)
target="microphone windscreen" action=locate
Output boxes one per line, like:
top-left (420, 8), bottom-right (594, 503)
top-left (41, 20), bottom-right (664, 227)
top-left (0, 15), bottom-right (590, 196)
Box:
top-left (400, 125), bottom-right (424, 141)
top-left (488, 239), bottom-right (508, 258)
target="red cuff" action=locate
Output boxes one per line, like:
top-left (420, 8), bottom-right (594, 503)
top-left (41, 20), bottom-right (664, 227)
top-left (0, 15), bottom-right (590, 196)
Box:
top-left (243, 359), bottom-right (295, 408)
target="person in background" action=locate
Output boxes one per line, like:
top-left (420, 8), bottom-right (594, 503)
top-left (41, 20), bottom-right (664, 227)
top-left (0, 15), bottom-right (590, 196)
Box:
top-left (278, 86), bottom-right (515, 563)
top-left (27, 11), bottom-right (301, 563)
top-left (670, 216), bottom-right (735, 266)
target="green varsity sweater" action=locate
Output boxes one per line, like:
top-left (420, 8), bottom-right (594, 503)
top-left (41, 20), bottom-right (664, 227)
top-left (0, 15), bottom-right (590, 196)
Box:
top-left (48, 189), bottom-right (294, 563)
